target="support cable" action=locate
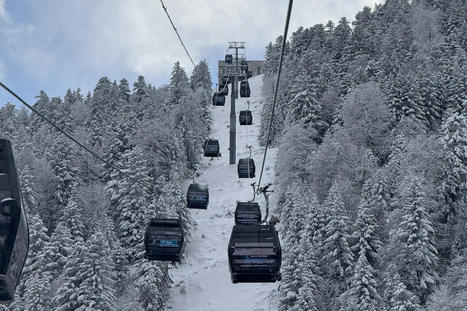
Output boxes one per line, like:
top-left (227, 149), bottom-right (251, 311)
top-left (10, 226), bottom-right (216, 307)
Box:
top-left (159, 0), bottom-right (196, 67)
top-left (0, 81), bottom-right (154, 191)
top-left (257, 0), bottom-right (293, 191)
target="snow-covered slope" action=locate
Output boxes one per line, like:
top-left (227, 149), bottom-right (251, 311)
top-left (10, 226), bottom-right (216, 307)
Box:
top-left (167, 74), bottom-right (279, 311)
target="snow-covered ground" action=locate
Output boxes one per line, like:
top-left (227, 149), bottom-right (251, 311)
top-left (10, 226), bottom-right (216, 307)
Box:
top-left (167, 74), bottom-right (279, 311)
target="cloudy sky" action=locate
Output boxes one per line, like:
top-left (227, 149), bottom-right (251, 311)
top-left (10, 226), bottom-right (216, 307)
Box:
top-left (0, 0), bottom-right (383, 107)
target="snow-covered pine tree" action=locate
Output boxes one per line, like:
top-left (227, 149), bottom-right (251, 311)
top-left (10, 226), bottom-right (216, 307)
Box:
top-left (278, 240), bottom-right (303, 311)
top-left (56, 89), bottom-right (74, 133)
top-left (174, 92), bottom-right (208, 171)
top-left (190, 60), bottom-right (212, 91)
top-left (44, 221), bottom-right (74, 280)
top-left (60, 190), bottom-right (86, 243)
top-left (11, 213), bottom-right (51, 311)
top-left (439, 110), bottom-right (466, 222)
top-left (286, 90), bottom-right (325, 141)
top-left (278, 189), bottom-right (310, 310)
top-left (387, 72), bottom-right (427, 130)
top-left (275, 123), bottom-right (316, 195)
top-left (388, 176), bottom-right (438, 303)
top-left (426, 250), bottom-right (467, 311)
top-left (52, 243), bottom-right (88, 311)
top-left (46, 134), bottom-right (81, 228)
top-left (384, 273), bottom-right (421, 311)
top-left (168, 61), bottom-right (190, 107)
top-left (132, 75), bottom-right (153, 121)
top-left (74, 231), bottom-right (117, 310)
top-left (295, 238), bottom-right (322, 311)
top-left (18, 165), bottom-right (38, 215)
top-left (346, 181), bottom-right (382, 311)
top-left (105, 146), bottom-right (151, 262)
top-left (135, 260), bottom-right (171, 311)
top-left (30, 90), bottom-right (50, 134)
top-left (321, 183), bottom-right (353, 290)
top-left (87, 77), bottom-right (116, 147)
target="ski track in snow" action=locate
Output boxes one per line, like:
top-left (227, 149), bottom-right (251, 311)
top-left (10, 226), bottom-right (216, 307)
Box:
top-left (167, 74), bottom-right (279, 311)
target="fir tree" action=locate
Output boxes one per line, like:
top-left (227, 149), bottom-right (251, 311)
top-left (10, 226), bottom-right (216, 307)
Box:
top-left (135, 261), bottom-right (171, 310)
top-left (19, 165), bottom-right (38, 214)
top-left (322, 183), bottom-right (353, 288)
top-left (384, 273), bottom-right (421, 311)
top-left (13, 213), bottom-right (51, 310)
top-left (295, 238), bottom-right (322, 311)
top-left (74, 231), bottom-right (117, 310)
top-left (190, 60), bottom-right (212, 91)
top-left (168, 61), bottom-right (190, 107)
top-left (105, 146), bottom-right (151, 262)
top-left (347, 184), bottom-right (383, 311)
top-left (439, 110), bottom-right (466, 222)
top-left (44, 221), bottom-right (74, 279)
top-left (53, 244), bottom-right (87, 311)
top-left (388, 176), bottom-right (438, 303)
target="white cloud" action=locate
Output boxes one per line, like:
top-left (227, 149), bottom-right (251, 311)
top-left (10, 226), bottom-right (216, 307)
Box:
top-left (0, 0), bottom-right (384, 98)
top-left (0, 0), bottom-right (9, 22)
top-left (66, 0), bottom-right (383, 81)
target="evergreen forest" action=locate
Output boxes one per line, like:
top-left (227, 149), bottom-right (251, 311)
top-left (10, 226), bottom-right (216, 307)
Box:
top-left (0, 0), bottom-right (465, 310)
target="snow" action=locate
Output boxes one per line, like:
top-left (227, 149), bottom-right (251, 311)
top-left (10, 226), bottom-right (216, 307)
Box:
top-left (167, 74), bottom-right (279, 311)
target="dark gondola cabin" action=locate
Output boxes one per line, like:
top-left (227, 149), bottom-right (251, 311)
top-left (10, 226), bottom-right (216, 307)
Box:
top-left (235, 202), bottom-right (261, 225)
top-left (241, 59), bottom-right (248, 73)
top-left (239, 110), bottom-right (253, 125)
top-left (240, 80), bottom-right (251, 98)
top-left (204, 139), bottom-right (221, 157)
top-left (212, 93), bottom-right (225, 106)
top-left (218, 83), bottom-right (228, 96)
top-left (0, 139), bottom-right (29, 301)
top-left (144, 218), bottom-right (184, 262)
top-left (225, 54), bottom-right (233, 64)
top-left (237, 158), bottom-right (255, 178)
top-left (228, 224), bottom-right (282, 283)
top-left (186, 183), bottom-right (209, 209)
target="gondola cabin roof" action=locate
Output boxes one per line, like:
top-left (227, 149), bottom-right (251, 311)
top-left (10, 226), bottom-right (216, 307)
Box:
top-left (229, 224), bottom-right (278, 244)
top-left (149, 218), bottom-right (182, 228)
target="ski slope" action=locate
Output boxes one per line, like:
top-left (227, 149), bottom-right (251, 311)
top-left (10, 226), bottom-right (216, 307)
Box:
top-left (167, 74), bottom-right (279, 311)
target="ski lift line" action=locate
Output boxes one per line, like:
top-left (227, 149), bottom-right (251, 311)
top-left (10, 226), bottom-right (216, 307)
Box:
top-left (159, 0), bottom-right (196, 67)
top-left (0, 81), bottom-right (154, 192)
top-left (257, 0), bottom-right (293, 191)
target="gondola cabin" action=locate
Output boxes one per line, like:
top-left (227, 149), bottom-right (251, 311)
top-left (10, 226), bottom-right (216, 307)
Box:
top-left (235, 202), bottom-right (261, 225)
top-left (237, 158), bottom-right (255, 178)
top-left (241, 59), bottom-right (248, 73)
top-left (240, 80), bottom-right (250, 98)
top-left (225, 54), bottom-right (233, 64)
top-left (0, 139), bottom-right (29, 301)
top-left (218, 84), bottom-right (228, 96)
top-left (204, 139), bottom-right (221, 157)
top-left (212, 93), bottom-right (225, 106)
top-left (228, 224), bottom-right (282, 283)
top-left (144, 218), bottom-right (184, 262)
top-left (239, 110), bottom-right (253, 125)
top-left (186, 183), bottom-right (209, 209)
